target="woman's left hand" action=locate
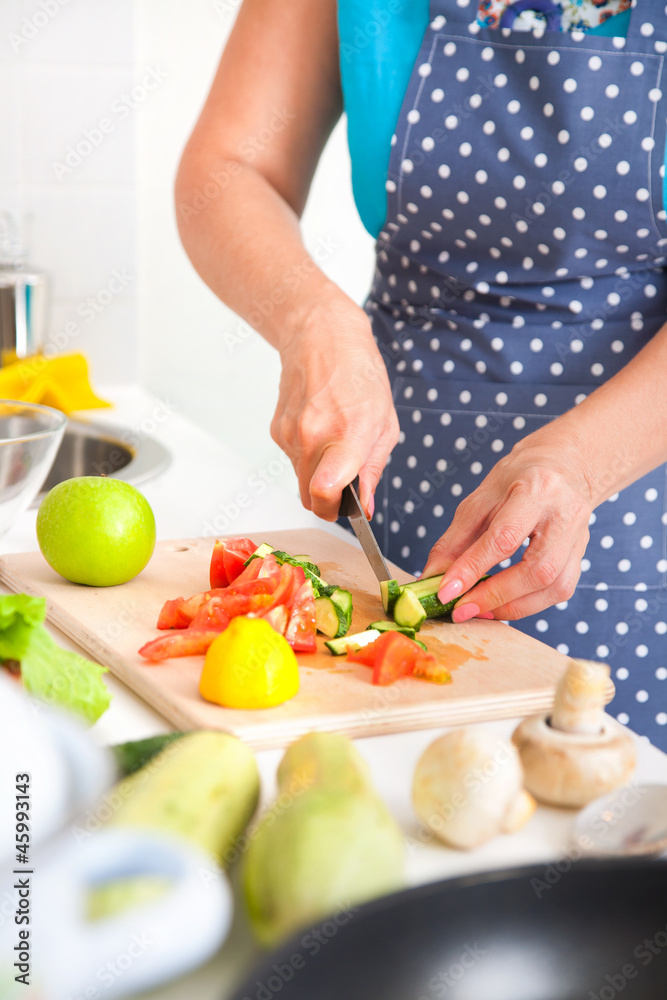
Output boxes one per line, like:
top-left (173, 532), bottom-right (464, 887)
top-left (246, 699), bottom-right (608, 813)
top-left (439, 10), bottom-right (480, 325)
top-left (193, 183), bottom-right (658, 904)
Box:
top-left (420, 432), bottom-right (595, 623)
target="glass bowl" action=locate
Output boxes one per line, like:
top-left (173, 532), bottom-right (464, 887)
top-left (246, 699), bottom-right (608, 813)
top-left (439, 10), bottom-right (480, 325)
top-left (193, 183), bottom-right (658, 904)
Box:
top-left (0, 400), bottom-right (67, 538)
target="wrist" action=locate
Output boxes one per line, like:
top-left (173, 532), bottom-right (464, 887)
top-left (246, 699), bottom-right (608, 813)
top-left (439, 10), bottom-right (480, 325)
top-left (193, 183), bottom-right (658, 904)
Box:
top-left (510, 421), bottom-right (597, 507)
top-left (278, 282), bottom-right (375, 357)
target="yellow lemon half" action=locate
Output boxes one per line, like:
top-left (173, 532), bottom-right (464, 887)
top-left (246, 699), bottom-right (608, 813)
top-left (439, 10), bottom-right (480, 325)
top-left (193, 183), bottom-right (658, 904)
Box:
top-left (199, 616), bottom-right (300, 709)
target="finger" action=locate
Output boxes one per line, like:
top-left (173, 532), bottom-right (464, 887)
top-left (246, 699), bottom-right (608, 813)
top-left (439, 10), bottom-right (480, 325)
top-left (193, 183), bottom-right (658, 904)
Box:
top-left (293, 455), bottom-right (313, 512)
top-left (357, 422), bottom-right (400, 520)
top-left (431, 489), bottom-right (542, 605)
top-left (452, 530), bottom-right (587, 622)
top-left (489, 536), bottom-right (588, 620)
top-left (309, 443), bottom-right (368, 521)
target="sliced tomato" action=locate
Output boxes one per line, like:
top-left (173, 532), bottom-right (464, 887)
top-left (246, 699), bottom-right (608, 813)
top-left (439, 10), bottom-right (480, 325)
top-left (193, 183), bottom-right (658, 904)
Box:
top-left (230, 553), bottom-right (266, 586)
top-left (139, 630), bottom-right (220, 661)
top-left (157, 589), bottom-right (227, 629)
top-left (347, 631), bottom-right (422, 686)
top-left (285, 580), bottom-right (316, 653)
top-left (258, 604), bottom-right (290, 635)
top-left (188, 597), bottom-right (232, 632)
top-left (209, 538), bottom-right (257, 589)
top-left (413, 653), bottom-right (452, 685)
top-left (262, 562), bottom-right (303, 612)
top-left (217, 578), bottom-right (276, 617)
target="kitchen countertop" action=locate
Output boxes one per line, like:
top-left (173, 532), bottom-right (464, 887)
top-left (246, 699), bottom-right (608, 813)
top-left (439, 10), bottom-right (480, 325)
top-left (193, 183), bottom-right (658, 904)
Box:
top-left (4, 386), bottom-right (667, 1000)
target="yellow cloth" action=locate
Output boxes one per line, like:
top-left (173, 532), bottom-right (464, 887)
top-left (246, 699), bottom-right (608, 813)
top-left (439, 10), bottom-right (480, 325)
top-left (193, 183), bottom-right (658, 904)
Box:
top-left (0, 353), bottom-right (110, 414)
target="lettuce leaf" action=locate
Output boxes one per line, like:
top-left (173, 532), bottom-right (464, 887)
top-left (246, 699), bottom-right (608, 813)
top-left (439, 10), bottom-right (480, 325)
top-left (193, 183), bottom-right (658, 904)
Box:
top-left (0, 593), bottom-right (111, 724)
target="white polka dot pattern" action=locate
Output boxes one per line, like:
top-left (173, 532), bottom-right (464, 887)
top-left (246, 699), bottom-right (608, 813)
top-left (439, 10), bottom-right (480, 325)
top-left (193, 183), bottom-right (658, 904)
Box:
top-left (359, 9), bottom-right (667, 749)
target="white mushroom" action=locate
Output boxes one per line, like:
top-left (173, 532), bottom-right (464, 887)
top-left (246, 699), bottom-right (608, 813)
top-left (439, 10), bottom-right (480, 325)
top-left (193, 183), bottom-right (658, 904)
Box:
top-left (412, 728), bottom-right (536, 851)
top-left (512, 658), bottom-right (636, 809)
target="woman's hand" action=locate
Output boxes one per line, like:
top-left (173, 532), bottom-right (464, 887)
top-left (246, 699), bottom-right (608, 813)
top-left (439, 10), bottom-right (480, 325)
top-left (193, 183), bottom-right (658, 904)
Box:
top-left (271, 291), bottom-right (400, 521)
top-left (421, 431), bottom-right (596, 622)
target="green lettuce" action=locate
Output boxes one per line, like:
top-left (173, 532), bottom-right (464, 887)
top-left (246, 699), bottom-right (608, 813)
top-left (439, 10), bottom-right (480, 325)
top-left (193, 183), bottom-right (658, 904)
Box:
top-left (0, 594), bottom-right (110, 723)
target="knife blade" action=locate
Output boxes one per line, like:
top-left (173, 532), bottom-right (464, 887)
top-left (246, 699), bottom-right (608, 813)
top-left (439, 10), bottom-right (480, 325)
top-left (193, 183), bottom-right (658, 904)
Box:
top-left (339, 477), bottom-right (392, 583)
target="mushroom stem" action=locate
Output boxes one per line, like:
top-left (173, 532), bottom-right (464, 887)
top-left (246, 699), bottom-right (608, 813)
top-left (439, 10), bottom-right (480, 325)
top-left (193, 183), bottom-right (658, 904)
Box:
top-left (551, 658), bottom-right (610, 735)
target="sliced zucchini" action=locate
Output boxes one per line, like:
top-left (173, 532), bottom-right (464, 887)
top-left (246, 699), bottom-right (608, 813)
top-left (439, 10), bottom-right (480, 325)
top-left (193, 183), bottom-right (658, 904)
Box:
top-left (401, 573), bottom-right (490, 619)
top-left (393, 587), bottom-right (427, 631)
top-left (367, 620), bottom-right (416, 639)
top-left (244, 542), bottom-right (274, 565)
top-left (413, 638), bottom-right (428, 652)
top-left (380, 579), bottom-right (402, 614)
top-left (325, 629), bottom-right (381, 656)
top-left (315, 589), bottom-right (353, 639)
top-left (315, 597), bottom-right (340, 639)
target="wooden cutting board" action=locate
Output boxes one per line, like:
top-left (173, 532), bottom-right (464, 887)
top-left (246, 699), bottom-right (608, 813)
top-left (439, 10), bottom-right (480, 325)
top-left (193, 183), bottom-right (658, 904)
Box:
top-left (0, 530), bottom-right (613, 749)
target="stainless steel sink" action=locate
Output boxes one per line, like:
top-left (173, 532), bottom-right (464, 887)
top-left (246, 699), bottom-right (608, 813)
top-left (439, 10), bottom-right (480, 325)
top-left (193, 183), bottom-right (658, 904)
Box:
top-left (35, 419), bottom-right (171, 500)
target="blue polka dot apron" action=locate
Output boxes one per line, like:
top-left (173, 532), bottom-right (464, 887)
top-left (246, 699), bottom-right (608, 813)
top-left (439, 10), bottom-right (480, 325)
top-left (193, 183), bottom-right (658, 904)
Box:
top-left (363, 0), bottom-right (667, 746)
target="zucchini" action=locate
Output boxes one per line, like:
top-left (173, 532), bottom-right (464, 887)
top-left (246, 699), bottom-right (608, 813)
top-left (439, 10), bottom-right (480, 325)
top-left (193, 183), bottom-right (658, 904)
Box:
top-left (244, 542), bottom-right (274, 565)
top-left (315, 596), bottom-right (340, 638)
top-left (399, 573), bottom-right (489, 619)
top-left (393, 587), bottom-right (427, 631)
top-left (326, 629), bottom-right (381, 656)
top-left (413, 638), bottom-right (428, 652)
top-left (272, 550), bottom-right (327, 594)
top-left (315, 590), bottom-right (351, 639)
top-left (107, 731), bottom-right (259, 866)
top-left (111, 732), bottom-right (188, 777)
top-left (89, 732), bottom-right (260, 920)
top-left (380, 579), bottom-right (401, 614)
top-left (367, 621), bottom-right (416, 639)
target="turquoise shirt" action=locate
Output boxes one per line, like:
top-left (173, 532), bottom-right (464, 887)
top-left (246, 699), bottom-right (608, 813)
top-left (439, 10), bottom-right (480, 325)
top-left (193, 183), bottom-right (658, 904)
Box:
top-left (337, 3), bottom-right (633, 237)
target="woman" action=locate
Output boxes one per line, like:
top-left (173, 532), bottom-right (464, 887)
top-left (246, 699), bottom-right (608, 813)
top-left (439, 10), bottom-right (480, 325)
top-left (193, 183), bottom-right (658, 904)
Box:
top-left (176, 0), bottom-right (667, 747)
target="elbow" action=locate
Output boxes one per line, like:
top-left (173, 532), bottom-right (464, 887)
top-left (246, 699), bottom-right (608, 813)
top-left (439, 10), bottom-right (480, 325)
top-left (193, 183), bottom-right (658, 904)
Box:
top-left (174, 141), bottom-right (241, 242)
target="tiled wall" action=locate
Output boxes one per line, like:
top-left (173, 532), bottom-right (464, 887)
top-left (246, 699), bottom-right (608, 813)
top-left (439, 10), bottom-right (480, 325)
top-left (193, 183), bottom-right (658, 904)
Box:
top-left (0, 0), bottom-right (138, 384)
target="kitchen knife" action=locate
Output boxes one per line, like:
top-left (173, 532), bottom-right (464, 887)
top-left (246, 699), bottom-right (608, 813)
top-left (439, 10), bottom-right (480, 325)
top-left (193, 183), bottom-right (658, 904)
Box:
top-left (339, 477), bottom-right (391, 583)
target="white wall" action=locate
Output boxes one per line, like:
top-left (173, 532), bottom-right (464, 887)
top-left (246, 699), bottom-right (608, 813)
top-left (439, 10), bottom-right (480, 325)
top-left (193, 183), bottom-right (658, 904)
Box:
top-left (0, 0), bottom-right (138, 383)
top-left (1, 0), bottom-right (376, 479)
top-left (135, 0), bottom-right (376, 476)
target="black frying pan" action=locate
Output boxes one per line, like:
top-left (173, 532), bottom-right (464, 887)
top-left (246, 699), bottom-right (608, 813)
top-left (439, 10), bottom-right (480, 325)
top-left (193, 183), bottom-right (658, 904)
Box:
top-left (231, 860), bottom-right (667, 1000)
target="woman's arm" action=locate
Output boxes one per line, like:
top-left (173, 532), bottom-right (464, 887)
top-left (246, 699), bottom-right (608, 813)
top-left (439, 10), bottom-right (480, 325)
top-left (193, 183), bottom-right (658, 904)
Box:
top-left (175, 0), bottom-right (399, 520)
top-left (422, 321), bottom-right (667, 622)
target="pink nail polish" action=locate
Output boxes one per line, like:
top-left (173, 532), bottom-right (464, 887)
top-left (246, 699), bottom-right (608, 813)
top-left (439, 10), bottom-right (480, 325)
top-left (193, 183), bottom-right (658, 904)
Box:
top-left (438, 578), bottom-right (464, 604)
top-left (451, 603), bottom-right (480, 624)
top-left (367, 494), bottom-right (375, 520)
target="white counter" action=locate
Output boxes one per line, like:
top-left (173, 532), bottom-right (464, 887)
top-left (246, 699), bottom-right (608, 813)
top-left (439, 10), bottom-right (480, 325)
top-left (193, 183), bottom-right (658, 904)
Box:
top-left (3, 386), bottom-right (667, 1000)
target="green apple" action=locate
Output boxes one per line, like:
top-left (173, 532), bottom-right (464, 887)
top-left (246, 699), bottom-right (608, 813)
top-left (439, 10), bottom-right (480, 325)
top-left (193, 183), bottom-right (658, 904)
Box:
top-left (36, 477), bottom-right (156, 587)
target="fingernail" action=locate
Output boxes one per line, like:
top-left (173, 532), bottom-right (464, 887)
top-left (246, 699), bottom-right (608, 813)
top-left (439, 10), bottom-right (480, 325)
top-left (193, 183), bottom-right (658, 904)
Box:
top-left (367, 494), bottom-right (375, 520)
top-left (438, 578), bottom-right (464, 604)
top-left (451, 603), bottom-right (480, 623)
top-left (475, 611), bottom-right (495, 620)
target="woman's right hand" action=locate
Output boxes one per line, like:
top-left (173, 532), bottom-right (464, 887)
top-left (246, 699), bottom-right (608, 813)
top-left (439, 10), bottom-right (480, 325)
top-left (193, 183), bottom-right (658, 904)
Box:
top-left (271, 290), bottom-right (400, 522)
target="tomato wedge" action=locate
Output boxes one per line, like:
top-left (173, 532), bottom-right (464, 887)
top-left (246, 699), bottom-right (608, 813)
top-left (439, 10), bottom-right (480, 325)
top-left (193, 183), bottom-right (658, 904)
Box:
top-left (188, 597), bottom-right (232, 632)
top-left (157, 589), bottom-right (227, 629)
top-left (139, 630), bottom-right (220, 661)
top-left (209, 538), bottom-right (257, 588)
top-left (257, 604), bottom-right (290, 635)
top-left (346, 631), bottom-right (437, 686)
top-left (285, 580), bottom-right (316, 653)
